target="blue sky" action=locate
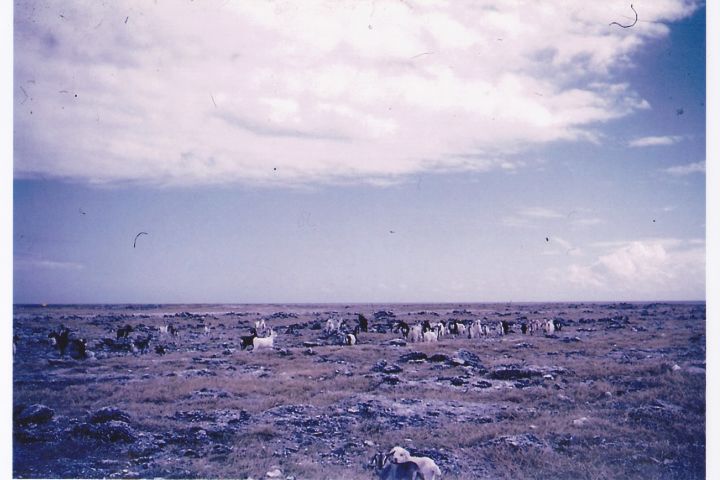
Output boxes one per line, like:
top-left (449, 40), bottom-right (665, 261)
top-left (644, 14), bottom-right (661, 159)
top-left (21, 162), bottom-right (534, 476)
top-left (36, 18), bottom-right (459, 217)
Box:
top-left (11, 0), bottom-right (706, 303)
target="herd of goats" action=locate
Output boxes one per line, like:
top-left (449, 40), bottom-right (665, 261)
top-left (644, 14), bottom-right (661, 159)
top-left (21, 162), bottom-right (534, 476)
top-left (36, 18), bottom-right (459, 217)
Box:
top-left (15, 312), bottom-right (568, 479)
top-left (15, 312), bottom-right (564, 362)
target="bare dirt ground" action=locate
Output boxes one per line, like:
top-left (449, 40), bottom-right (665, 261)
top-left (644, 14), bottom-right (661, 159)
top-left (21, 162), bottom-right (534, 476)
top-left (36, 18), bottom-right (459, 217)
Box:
top-left (13, 302), bottom-right (705, 479)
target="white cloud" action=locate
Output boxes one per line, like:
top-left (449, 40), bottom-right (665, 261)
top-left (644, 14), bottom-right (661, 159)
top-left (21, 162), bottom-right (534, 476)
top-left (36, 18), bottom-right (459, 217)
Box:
top-left (628, 135), bottom-right (685, 147)
top-left (664, 161), bottom-right (706, 175)
top-left (518, 207), bottom-right (564, 219)
top-left (554, 238), bottom-right (704, 298)
top-left (13, 0), bottom-right (699, 186)
top-left (15, 258), bottom-right (84, 270)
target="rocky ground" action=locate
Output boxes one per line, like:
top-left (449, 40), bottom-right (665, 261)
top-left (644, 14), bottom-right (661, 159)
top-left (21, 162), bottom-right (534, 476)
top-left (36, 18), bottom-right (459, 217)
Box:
top-left (13, 302), bottom-right (705, 479)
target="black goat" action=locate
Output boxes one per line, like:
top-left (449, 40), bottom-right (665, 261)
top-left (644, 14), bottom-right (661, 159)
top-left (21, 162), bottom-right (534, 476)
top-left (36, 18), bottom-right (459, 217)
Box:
top-left (358, 314), bottom-right (369, 332)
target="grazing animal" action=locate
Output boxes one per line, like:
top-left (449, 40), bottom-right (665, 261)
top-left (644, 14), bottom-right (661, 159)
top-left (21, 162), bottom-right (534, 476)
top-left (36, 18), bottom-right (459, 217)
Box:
top-left (252, 329), bottom-right (275, 352)
top-left (240, 328), bottom-right (258, 350)
top-left (159, 325), bottom-right (169, 334)
top-left (456, 323), bottom-right (467, 336)
top-left (358, 314), bottom-right (369, 332)
top-left (67, 338), bottom-right (88, 359)
top-left (544, 319), bottom-right (555, 334)
top-left (468, 321), bottom-right (482, 339)
top-left (421, 320), bottom-right (432, 333)
top-left (134, 335), bottom-right (152, 353)
top-left (370, 452), bottom-right (424, 480)
top-left (553, 318), bottom-right (563, 332)
top-left (394, 321), bottom-right (410, 338)
top-left (325, 318), bottom-right (338, 333)
top-left (423, 330), bottom-right (438, 342)
top-left (254, 319), bottom-right (267, 335)
top-left (168, 324), bottom-right (179, 337)
top-left (447, 320), bottom-right (459, 335)
top-left (48, 327), bottom-right (71, 356)
top-left (155, 345), bottom-right (167, 355)
top-left (388, 446), bottom-right (441, 480)
top-left (408, 325), bottom-right (423, 343)
top-left (345, 332), bottom-right (357, 346)
top-left (521, 323), bottom-right (528, 334)
top-left (433, 322), bottom-right (446, 338)
top-left (529, 319), bottom-right (542, 335)
top-left (116, 324), bottom-right (133, 340)
top-left (501, 320), bottom-right (510, 335)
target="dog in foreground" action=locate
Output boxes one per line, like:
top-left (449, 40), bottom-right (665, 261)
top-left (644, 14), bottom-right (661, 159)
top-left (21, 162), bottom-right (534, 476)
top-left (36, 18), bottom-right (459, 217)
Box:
top-left (372, 446), bottom-right (442, 479)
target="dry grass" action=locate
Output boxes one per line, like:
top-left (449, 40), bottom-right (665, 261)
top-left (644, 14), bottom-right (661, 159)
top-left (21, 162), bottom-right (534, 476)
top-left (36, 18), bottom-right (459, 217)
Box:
top-left (13, 302), bottom-right (705, 479)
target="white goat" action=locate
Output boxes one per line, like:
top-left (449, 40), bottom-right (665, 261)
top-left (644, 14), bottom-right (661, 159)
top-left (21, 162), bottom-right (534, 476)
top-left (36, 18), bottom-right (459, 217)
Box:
top-left (345, 333), bottom-right (357, 345)
top-left (252, 329), bottom-right (275, 352)
top-left (388, 446), bottom-right (441, 480)
top-left (408, 325), bottom-right (423, 343)
top-left (254, 319), bottom-right (267, 335)
top-left (544, 319), bottom-right (555, 334)
top-left (423, 330), bottom-right (438, 342)
top-left (469, 321), bottom-right (482, 339)
top-left (456, 323), bottom-right (467, 336)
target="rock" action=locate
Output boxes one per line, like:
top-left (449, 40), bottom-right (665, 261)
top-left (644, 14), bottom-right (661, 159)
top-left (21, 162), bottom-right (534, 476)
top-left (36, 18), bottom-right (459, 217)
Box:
top-left (371, 360), bottom-right (388, 372)
top-left (488, 367), bottom-right (542, 381)
top-left (90, 407), bottom-right (131, 424)
top-left (428, 353), bottom-right (450, 363)
top-left (266, 469), bottom-right (282, 478)
top-left (18, 404), bottom-right (54, 425)
top-left (573, 417), bottom-right (589, 427)
top-left (399, 352), bottom-right (427, 363)
top-left (672, 364), bottom-right (681, 371)
top-left (562, 337), bottom-right (581, 343)
top-left (543, 374), bottom-right (554, 380)
top-left (450, 377), bottom-right (467, 386)
top-left (303, 348), bottom-right (316, 356)
top-left (382, 364), bottom-right (403, 374)
top-left (474, 380), bottom-right (492, 389)
top-left (382, 375), bottom-right (401, 385)
top-left (388, 339), bottom-right (407, 346)
top-left (303, 341), bottom-right (320, 347)
top-left (74, 420), bottom-right (137, 442)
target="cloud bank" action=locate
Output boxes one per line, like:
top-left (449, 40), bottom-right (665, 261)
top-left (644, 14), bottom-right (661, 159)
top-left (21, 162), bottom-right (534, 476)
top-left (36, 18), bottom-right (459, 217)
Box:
top-left (552, 238), bottom-right (704, 299)
top-left (14, 0), bottom-right (699, 186)
top-left (628, 135), bottom-right (685, 147)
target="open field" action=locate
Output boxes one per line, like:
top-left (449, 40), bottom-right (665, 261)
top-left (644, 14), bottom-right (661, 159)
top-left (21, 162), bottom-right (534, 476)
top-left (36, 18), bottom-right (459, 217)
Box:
top-left (13, 302), bottom-right (705, 479)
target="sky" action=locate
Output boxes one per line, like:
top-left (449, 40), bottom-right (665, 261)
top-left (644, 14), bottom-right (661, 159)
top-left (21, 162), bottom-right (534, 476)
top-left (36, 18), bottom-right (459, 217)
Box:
top-left (11, 0), bottom-right (707, 303)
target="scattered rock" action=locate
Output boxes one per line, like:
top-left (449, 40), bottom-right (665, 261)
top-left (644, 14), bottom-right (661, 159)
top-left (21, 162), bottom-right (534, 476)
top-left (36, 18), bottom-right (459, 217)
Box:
top-left (428, 353), bottom-right (450, 363)
top-left (488, 367), bottom-right (542, 381)
top-left (18, 404), bottom-right (54, 425)
top-left (573, 417), bottom-right (589, 427)
top-left (382, 375), bottom-right (401, 385)
top-left (387, 339), bottom-right (407, 346)
top-left (382, 364), bottom-right (403, 374)
top-left (266, 468), bottom-right (282, 478)
top-left (90, 407), bottom-right (131, 424)
top-left (399, 352), bottom-right (427, 363)
top-left (73, 420), bottom-right (137, 442)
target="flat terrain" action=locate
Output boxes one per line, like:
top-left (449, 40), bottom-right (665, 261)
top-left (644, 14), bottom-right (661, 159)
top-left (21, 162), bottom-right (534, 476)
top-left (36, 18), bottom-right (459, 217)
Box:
top-left (13, 302), bottom-right (705, 479)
